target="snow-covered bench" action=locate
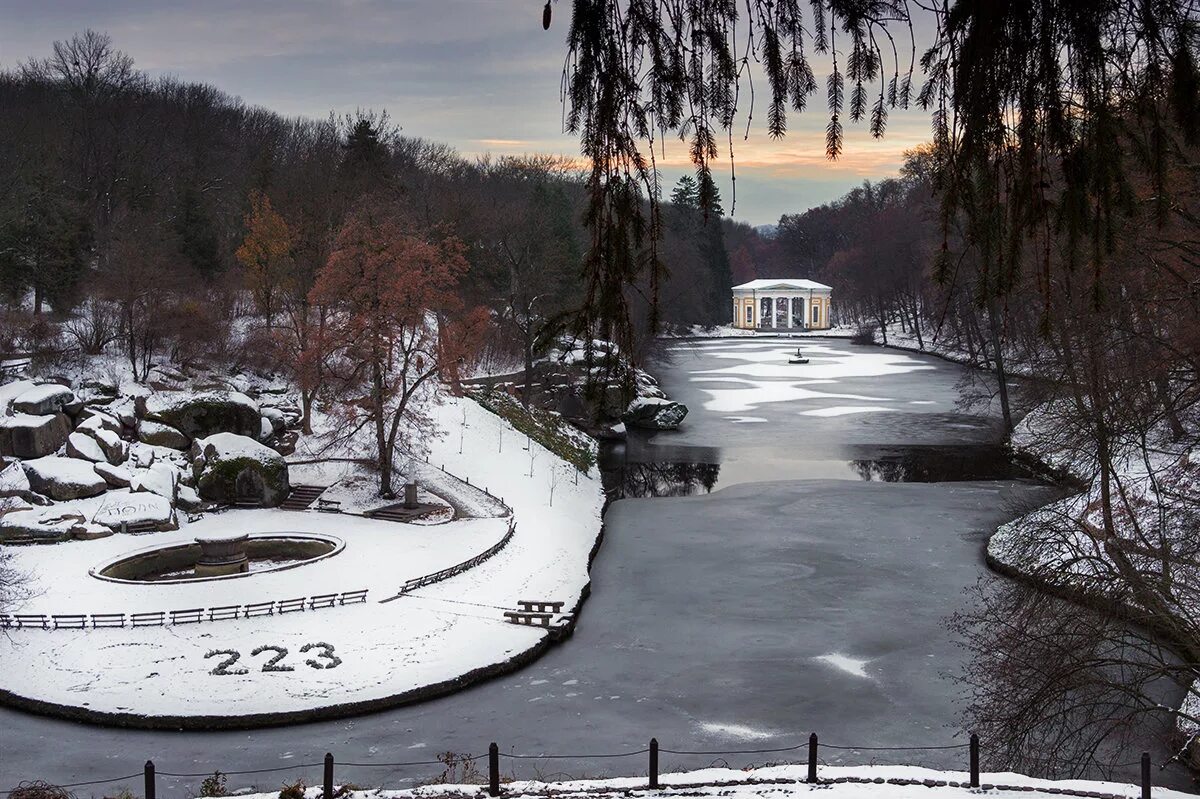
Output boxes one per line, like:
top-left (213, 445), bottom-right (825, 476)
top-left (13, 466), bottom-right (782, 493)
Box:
top-left (170, 608), bottom-right (204, 625)
top-left (91, 613), bottom-right (125, 628)
top-left (51, 614), bottom-right (87, 630)
top-left (130, 611), bottom-right (165, 627)
top-left (277, 597), bottom-right (306, 614)
top-left (208, 605), bottom-right (240, 621)
top-left (339, 589), bottom-right (368, 605)
top-left (308, 593), bottom-right (338, 610)
top-left (244, 601), bottom-right (275, 617)
top-left (317, 498), bottom-right (342, 513)
top-left (503, 610), bottom-right (553, 627)
top-left (518, 600), bottom-right (564, 613)
top-left (13, 614), bottom-right (48, 630)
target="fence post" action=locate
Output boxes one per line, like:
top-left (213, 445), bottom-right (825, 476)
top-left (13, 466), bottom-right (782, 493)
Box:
top-left (1141, 752), bottom-right (1151, 799)
top-left (144, 760), bottom-right (156, 799)
top-left (324, 752), bottom-right (333, 799)
top-left (649, 738), bottom-right (659, 789)
top-left (807, 733), bottom-right (818, 784)
top-left (489, 742), bottom-right (500, 797)
top-left (969, 733), bottom-right (980, 788)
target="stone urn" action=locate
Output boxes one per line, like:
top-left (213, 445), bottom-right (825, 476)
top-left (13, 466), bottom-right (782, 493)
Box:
top-left (195, 533), bottom-right (250, 577)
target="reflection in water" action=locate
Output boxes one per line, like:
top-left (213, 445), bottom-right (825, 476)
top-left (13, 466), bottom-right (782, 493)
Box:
top-left (608, 461), bottom-right (722, 499)
top-left (605, 444), bottom-right (1036, 499)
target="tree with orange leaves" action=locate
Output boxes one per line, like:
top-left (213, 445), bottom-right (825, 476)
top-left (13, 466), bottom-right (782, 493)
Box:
top-left (310, 205), bottom-right (488, 497)
top-left (236, 190), bottom-right (293, 326)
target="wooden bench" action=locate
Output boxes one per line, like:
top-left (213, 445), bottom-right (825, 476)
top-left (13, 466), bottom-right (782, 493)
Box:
top-left (317, 498), bottom-right (342, 513)
top-left (308, 593), bottom-right (338, 610)
top-left (517, 600), bottom-right (565, 614)
top-left (277, 597), bottom-right (306, 614)
top-left (244, 601), bottom-right (275, 618)
top-left (91, 613), bottom-right (125, 628)
top-left (169, 608), bottom-right (204, 625)
top-left (52, 614), bottom-right (87, 629)
top-left (130, 612), bottom-right (165, 627)
top-left (208, 605), bottom-right (240, 621)
top-left (503, 611), bottom-right (553, 627)
top-left (13, 614), bottom-right (49, 629)
top-left (339, 589), bottom-right (368, 605)
top-left (0, 614), bottom-right (11, 629)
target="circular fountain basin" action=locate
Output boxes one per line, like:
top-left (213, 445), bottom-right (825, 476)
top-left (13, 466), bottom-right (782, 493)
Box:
top-left (91, 533), bottom-right (344, 584)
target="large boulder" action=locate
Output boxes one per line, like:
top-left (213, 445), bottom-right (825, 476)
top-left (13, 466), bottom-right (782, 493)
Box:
top-left (94, 461), bottom-right (133, 488)
top-left (0, 507), bottom-right (85, 543)
top-left (130, 462), bottom-right (179, 503)
top-left (622, 396), bottom-right (689, 430)
top-left (141, 390), bottom-right (261, 440)
top-left (137, 419), bottom-right (190, 449)
top-left (91, 490), bottom-right (177, 533)
top-left (66, 431), bottom-right (107, 463)
top-left (0, 413), bottom-right (72, 458)
top-left (11, 384), bottom-right (74, 415)
top-left (20, 456), bottom-right (108, 501)
top-left (192, 432), bottom-right (289, 507)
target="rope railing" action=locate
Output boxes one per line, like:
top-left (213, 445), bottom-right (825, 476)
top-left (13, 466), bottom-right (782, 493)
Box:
top-left (0, 589), bottom-right (369, 631)
top-left (5, 733), bottom-right (1162, 799)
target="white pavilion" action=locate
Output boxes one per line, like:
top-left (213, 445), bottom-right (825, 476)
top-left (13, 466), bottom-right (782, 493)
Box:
top-left (731, 279), bottom-right (833, 330)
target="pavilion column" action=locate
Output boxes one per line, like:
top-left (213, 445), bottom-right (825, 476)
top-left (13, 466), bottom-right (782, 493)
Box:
top-left (768, 297), bottom-right (776, 327)
top-left (789, 297), bottom-right (796, 329)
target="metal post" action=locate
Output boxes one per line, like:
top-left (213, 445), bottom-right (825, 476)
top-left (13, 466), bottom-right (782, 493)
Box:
top-left (144, 760), bottom-right (156, 799)
top-left (489, 742), bottom-right (500, 797)
top-left (969, 733), bottom-right (980, 788)
top-left (807, 733), bottom-right (818, 784)
top-left (1141, 752), bottom-right (1151, 799)
top-left (324, 753), bottom-right (333, 799)
top-left (649, 738), bottom-right (659, 789)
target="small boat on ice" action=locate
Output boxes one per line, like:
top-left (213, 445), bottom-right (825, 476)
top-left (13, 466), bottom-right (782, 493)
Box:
top-left (788, 348), bottom-right (809, 365)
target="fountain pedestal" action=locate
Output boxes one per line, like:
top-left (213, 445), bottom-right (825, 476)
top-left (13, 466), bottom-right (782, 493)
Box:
top-left (194, 533), bottom-right (250, 577)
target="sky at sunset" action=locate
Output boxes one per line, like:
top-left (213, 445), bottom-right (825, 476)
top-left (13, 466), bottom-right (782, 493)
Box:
top-left (0, 0), bottom-right (940, 225)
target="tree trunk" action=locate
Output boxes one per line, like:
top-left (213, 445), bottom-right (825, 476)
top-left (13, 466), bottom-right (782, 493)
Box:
top-left (372, 356), bottom-right (392, 497)
top-left (522, 322), bottom-right (535, 408)
top-left (985, 295), bottom-right (1013, 434)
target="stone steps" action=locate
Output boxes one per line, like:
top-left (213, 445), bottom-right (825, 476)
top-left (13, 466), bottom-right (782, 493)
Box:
top-left (280, 484), bottom-right (326, 511)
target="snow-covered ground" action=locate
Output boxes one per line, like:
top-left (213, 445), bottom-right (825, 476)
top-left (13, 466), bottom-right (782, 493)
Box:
top-left (0, 396), bottom-right (605, 724)
top-left (201, 764), bottom-right (1179, 799)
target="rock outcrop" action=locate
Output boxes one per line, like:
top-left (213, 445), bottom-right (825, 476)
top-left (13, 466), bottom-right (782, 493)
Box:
top-left (20, 456), bottom-right (109, 501)
top-left (0, 413), bottom-right (72, 458)
top-left (11, 384), bottom-right (74, 416)
top-left (136, 419), bottom-right (190, 449)
top-left (622, 396), bottom-right (689, 430)
top-left (141, 390), bottom-right (261, 440)
top-left (192, 432), bottom-right (289, 507)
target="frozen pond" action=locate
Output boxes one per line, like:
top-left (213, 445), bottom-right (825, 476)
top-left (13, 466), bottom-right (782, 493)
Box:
top-left (0, 340), bottom-right (1115, 792)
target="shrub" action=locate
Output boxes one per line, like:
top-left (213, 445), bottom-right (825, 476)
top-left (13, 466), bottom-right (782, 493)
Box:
top-left (278, 779), bottom-right (305, 799)
top-left (6, 782), bottom-right (74, 799)
top-left (199, 771), bottom-right (227, 797)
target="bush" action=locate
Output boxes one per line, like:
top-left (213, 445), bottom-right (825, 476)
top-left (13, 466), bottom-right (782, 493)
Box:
top-left (850, 325), bottom-right (878, 345)
top-left (278, 779), bottom-right (305, 799)
top-left (6, 782), bottom-right (75, 799)
top-left (199, 771), bottom-right (227, 797)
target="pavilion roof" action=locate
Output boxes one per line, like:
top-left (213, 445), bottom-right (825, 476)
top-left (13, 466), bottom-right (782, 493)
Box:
top-left (731, 278), bottom-right (832, 291)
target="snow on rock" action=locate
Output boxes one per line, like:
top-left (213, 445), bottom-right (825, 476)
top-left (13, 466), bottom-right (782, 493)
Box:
top-left (91, 427), bottom-right (128, 464)
top-left (65, 431), bottom-right (107, 463)
top-left (142, 389), bottom-right (261, 440)
top-left (1, 460), bottom-right (31, 495)
top-left (77, 407), bottom-right (123, 434)
top-left (258, 415), bottom-right (273, 441)
top-left (261, 406), bottom-right (287, 433)
top-left (91, 488), bottom-right (177, 532)
top-left (192, 432), bottom-right (289, 506)
top-left (137, 418), bottom-right (191, 449)
top-left (94, 461), bottom-right (133, 488)
top-left (0, 378), bottom-right (38, 412)
top-left (20, 455), bottom-right (108, 501)
top-left (623, 395), bottom-right (689, 430)
top-left (11, 383), bottom-right (74, 415)
top-left (0, 506), bottom-right (85, 542)
top-left (0, 412), bottom-right (72, 458)
top-left (130, 462), bottom-right (179, 502)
